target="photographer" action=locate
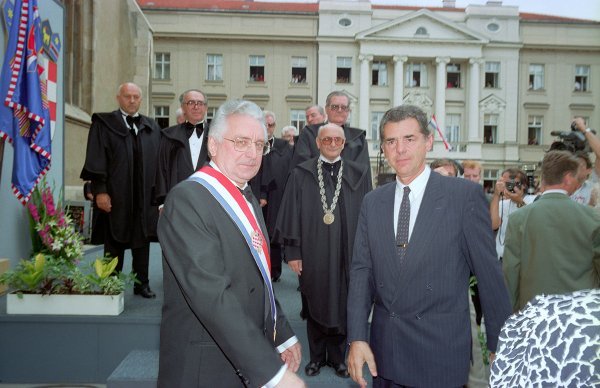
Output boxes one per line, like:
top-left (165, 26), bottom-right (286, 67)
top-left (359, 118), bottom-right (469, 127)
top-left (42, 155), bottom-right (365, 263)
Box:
top-left (490, 168), bottom-right (536, 261)
top-left (570, 117), bottom-right (600, 205)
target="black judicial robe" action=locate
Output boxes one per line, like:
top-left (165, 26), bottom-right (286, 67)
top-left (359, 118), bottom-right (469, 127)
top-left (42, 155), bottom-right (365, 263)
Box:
top-left (261, 137), bottom-right (294, 236)
top-left (275, 157), bottom-right (372, 329)
top-left (154, 123), bottom-right (210, 206)
top-left (290, 123), bottom-right (372, 184)
top-left (80, 110), bottom-right (160, 244)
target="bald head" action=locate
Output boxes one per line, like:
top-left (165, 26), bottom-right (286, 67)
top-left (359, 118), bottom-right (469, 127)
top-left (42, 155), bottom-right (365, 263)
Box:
top-left (117, 82), bottom-right (142, 115)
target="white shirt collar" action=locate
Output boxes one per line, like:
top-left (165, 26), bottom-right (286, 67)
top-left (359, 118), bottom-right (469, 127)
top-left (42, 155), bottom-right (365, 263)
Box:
top-left (542, 189), bottom-right (568, 196)
top-left (396, 165), bottom-right (431, 197)
top-left (319, 155), bottom-right (342, 164)
top-left (120, 109), bottom-right (139, 117)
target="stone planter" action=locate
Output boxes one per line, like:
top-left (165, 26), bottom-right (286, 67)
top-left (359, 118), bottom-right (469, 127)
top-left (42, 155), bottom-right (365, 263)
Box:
top-left (6, 292), bottom-right (124, 316)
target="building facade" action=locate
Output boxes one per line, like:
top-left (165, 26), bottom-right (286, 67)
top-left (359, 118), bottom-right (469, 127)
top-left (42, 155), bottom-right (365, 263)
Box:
top-left (139, 0), bottom-right (600, 190)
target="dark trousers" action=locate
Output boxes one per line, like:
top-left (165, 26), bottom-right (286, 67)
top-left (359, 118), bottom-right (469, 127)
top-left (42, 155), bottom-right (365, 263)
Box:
top-left (104, 235), bottom-right (150, 288)
top-left (270, 243), bottom-right (282, 281)
top-left (306, 313), bottom-right (346, 365)
top-left (374, 376), bottom-right (463, 388)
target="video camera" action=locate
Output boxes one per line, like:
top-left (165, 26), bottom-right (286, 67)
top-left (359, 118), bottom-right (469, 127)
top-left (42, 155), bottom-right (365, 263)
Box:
top-left (549, 122), bottom-right (596, 153)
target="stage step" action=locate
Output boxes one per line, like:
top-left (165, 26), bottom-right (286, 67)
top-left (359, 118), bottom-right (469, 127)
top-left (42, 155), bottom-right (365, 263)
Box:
top-left (107, 350), bottom-right (158, 388)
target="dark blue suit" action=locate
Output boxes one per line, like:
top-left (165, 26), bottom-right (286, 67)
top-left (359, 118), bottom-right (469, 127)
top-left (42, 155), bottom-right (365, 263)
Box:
top-left (347, 171), bottom-right (511, 387)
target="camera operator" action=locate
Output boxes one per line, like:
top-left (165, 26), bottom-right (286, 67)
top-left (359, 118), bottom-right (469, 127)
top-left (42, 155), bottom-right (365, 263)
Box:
top-left (490, 168), bottom-right (536, 261)
top-left (570, 117), bottom-right (600, 205)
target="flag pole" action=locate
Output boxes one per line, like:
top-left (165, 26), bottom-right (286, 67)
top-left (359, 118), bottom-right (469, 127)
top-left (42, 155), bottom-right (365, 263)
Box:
top-left (0, 138), bottom-right (4, 185)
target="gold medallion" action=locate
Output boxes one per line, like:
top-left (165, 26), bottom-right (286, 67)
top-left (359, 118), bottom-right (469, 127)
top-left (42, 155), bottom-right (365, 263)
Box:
top-left (323, 212), bottom-right (335, 225)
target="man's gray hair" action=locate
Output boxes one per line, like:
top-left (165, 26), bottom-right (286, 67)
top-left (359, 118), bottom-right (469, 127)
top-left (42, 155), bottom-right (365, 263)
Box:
top-left (264, 110), bottom-right (276, 123)
top-left (179, 89), bottom-right (207, 104)
top-left (317, 123), bottom-right (345, 138)
top-left (305, 104), bottom-right (325, 116)
top-left (209, 99), bottom-right (267, 141)
top-left (325, 91), bottom-right (350, 107)
top-left (379, 105), bottom-right (430, 140)
top-left (281, 125), bottom-right (298, 136)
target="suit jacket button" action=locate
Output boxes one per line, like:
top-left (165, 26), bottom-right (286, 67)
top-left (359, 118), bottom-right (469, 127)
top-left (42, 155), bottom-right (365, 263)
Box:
top-left (416, 313), bottom-right (423, 320)
top-left (426, 284), bottom-right (432, 291)
top-left (390, 312), bottom-right (395, 318)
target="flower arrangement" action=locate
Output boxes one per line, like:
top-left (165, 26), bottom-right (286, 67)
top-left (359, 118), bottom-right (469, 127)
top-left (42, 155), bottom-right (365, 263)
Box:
top-left (0, 180), bottom-right (135, 296)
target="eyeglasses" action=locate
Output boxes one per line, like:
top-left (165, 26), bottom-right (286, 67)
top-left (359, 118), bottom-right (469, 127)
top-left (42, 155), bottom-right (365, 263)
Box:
top-left (184, 100), bottom-right (207, 107)
top-left (327, 104), bottom-right (350, 112)
top-left (267, 123), bottom-right (276, 128)
top-left (319, 136), bottom-right (345, 146)
top-left (224, 137), bottom-right (271, 155)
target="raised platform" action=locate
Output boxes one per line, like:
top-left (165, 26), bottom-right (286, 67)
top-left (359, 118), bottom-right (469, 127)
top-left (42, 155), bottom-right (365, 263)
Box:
top-left (0, 243), bottom-right (367, 386)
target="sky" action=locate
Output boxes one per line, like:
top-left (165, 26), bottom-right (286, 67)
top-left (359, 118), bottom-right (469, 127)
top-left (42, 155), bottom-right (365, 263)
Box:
top-left (259, 0), bottom-right (600, 21)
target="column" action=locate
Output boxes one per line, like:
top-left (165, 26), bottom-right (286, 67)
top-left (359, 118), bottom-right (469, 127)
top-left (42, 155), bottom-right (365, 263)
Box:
top-left (359, 54), bottom-right (373, 131)
top-left (468, 58), bottom-right (482, 141)
top-left (435, 57), bottom-right (450, 135)
top-left (392, 55), bottom-right (408, 106)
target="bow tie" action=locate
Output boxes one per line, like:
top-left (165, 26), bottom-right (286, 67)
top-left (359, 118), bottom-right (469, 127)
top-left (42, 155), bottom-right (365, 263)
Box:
top-left (185, 122), bottom-right (204, 138)
top-left (322, 160), bottom-right (341, 176)
top-left (126, 115), bottom-right (141, 129)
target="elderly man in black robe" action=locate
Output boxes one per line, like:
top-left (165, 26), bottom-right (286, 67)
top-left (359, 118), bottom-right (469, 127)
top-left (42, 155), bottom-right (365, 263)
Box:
top-left (80, 82), bottom-right (161, 298)
top-left (276, 123), bottom-right (372, 379)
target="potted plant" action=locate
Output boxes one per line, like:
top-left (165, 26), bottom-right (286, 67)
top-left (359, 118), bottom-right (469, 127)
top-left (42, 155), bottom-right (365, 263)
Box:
top-left (0, 180), bottom-right (136, 315)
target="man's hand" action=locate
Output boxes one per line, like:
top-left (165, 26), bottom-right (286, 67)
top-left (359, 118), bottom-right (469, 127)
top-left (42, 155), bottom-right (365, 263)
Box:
top-left (347, 341), bottom-right (377, 388)
top-left (280, 342), bottom-right (302, 373)
top-left (489, 352), bottom-right (496, 364)
top-left (287, 260), bottom-right (302, 276)
top-left (573, 117), bottom-right (587, 133)
top-left (96, 193), bottom-right (112, 213)
top-left (260, 199), bottom-right (268, 207)
top-left (493, 180), bottom-right (506, 197)
top-left (275, 369), bottom-right (305, 387)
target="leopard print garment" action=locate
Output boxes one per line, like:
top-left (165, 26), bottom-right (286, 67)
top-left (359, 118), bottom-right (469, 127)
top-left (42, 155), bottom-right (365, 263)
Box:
top-left (490, 289), bottom-right (600, 387)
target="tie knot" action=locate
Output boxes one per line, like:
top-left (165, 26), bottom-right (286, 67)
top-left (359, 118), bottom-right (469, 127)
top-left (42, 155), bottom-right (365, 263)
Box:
top-left (240, 186), bottom-right (253, 202)
top-left (126, 115), bottom-right (140, 128)
top-left (403, 186), bottom-right (411, 195)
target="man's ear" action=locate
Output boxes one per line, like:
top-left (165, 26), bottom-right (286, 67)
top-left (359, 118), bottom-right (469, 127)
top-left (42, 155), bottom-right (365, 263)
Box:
top-left (208, 136), bottom-right (217, 157)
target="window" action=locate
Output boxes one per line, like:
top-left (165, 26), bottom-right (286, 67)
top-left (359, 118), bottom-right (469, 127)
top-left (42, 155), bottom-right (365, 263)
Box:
top-left (206, 107), bottom-right (217, 127)
top-left (446, 64), bottom-right (461, 88)
top-left (291, 57), bottom-right (307, 84)
top-left (372, 61), bottom-right (388, 86)
top-left (249, 55), bottom-right (265, 82)
top-left (207, 54), bottom-right (223, 81)
top-left (487, 23), bottom-right (500, 32)
top-left (406, 63), bottom-right (428, 88)
top-left (336, 57), bottom-right (352, 84)
top-left (483, 169), bottom-right (499, 194)
top-left (370, 112), bottom-right (385, 151)
top-left (415, 27), bottom-right (428, 36)
top-left (338, 17), bottom-right (352, 27)
top-left (483, 114), bottom-right (498, 144)
top-left (445, 114), bottom-right (460, 144)
top-left (154, 52), bottom-right (170, 80)
top-left (528, 64), bottom-right (544, 90)
top-left (574, 65), bottom-right (590, 92)
top-left (154, 106), bottom-right (170, 129)
top-left (485, 62), bottom-right (500, 88)
top-left (290, 110), bottom-right (306, 132)
top-left (527, 116), bottom-right (542, 145)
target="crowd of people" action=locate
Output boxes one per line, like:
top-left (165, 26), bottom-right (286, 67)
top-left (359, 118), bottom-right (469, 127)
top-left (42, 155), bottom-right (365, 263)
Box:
top-left (81, 83), bottom-right (599, 387)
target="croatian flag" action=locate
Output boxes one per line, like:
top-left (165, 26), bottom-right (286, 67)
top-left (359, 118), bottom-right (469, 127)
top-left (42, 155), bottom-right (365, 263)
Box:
top-left (0, 0), bottom-right (51, 204)
top-left (429, 114), bottom-right (451, 151)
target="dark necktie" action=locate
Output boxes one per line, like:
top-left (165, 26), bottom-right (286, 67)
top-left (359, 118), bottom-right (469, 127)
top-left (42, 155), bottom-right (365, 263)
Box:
top-left (185, 122), bottom-right (204, 138)
top-left (126, 115), bottom-right (140, 136)
top-left (396, 186), bottom-right (411, 262)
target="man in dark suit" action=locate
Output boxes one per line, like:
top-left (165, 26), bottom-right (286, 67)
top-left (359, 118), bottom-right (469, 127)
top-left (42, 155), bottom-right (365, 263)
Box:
top-left (291, 91), bottom-right (371, 184)
top-left (80, 82), bottom-right (160, 298)
top-left (260, 110), bottom-right (294, 282)
top-left (154, 89), bottom-right (210, 208)
top-left (157, 99), bottom-right (304, 387)
top-left (346, 105), bottom-right (511, 388)
top-left (503, 150), bottom-right (600, 312)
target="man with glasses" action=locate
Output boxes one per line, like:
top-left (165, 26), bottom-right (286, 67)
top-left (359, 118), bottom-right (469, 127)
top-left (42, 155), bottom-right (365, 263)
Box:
top-left (291, 91), bottom-right (371, 184)
top-left (154, 89), bottom-right (210, 208)
top-left (157, 99), bottom-right (304, 387)
top-left (259, 111), bottom-right (294, 282)
top-left (346, 105), bottom-right (510, 388)
top-left (276, 123), bottom-right (372, 379)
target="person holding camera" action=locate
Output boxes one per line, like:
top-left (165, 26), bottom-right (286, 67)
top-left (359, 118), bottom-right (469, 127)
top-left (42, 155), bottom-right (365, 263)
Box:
top-left (570, 117), bottom-right (600, 205)
top-left (490, 168), bottom-right (536, 261)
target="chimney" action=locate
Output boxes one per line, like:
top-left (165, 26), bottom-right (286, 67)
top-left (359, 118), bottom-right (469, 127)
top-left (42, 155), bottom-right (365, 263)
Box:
top-left (443, 0), bottom-right (456, 8)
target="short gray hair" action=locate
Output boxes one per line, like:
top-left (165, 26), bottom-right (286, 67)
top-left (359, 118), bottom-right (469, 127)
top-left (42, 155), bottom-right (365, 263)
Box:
top-left (379, 105), bottom-right (429, 140)
top-left (325, 91), bottom-right (350, 107)
top-left (263, 110), bottom-right (276, 123)
top-left (305, 104), bottom-right (325, 116)
top-left (179, 89), bottom-right (207, 104)
top-left (209, 99), bottom-right (267, 142)
top-left (317, 123), bottom-right (345, 138)
top-left (281, 125), bottom-right (298, 136)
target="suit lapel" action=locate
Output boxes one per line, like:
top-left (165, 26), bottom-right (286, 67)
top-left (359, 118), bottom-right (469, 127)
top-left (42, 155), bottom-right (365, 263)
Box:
top-left (376, 183), bottom-right (402, 285)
